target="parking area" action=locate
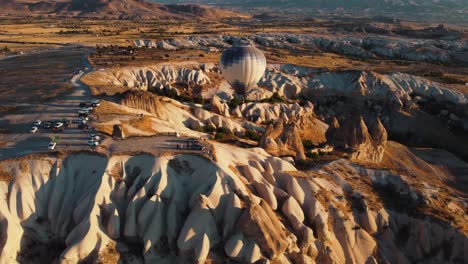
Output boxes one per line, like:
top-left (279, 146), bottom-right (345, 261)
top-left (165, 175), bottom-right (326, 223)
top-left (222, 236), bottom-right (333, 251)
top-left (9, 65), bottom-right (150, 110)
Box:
top-left (0, 47), bottom-right (103, 160)
top-left (0, 47), bottom-right (213, 161)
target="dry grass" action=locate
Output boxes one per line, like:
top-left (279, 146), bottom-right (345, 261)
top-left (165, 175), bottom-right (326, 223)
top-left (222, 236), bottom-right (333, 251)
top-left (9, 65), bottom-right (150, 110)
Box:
top-left (94, 123), bottom-right (115, 136)
top-left (285, 53), bottom-right (364, 70)
top-left (19, 161), bottom-right (29, 173)
top-left (94, 101), bottom-right (132, 116)
top-left (124, 116), bottom-right (157, 134)
top-left (228, 164), bottom-right (242, 178)
top-left (97, 241), bottom-right (120, 264)
top-left (81, 72), bottom-right (130, 96)
top-left (0, 169), bottom-right (12, 183)
top-left (107, 162), bottom-right (124, 183)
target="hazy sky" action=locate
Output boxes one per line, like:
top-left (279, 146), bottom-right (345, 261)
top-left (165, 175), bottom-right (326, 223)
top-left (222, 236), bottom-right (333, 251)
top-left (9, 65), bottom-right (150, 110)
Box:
top-left (153, 0), bottom-right (467, 23)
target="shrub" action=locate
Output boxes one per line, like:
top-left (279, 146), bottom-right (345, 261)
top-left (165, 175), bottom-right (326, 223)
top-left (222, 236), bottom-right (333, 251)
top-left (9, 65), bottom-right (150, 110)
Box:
top-left (193, 97), bottom-right (205, 104)
top-left (302, 140), bottom-right (315, 150)
top-left (215, 132), bottom-right (225, 140)
top-left (245, 129), bottom-right (260, 141)
top-left (295, 159), bottom-right (308, 167)
top-left (204, 124), bottom-right (216, 133)
top-left (261, 92), bottom-right (286, 104)
top-left (216, 127), bottom-right (232, 134)
top-left (228, 97), bottom-right (243, 110)
top-left (306, 152), bottom-right (320, 162)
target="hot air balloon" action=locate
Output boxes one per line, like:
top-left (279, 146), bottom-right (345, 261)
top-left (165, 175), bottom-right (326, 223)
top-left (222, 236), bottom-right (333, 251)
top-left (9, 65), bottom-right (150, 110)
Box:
top-left (220, 45), bottom-right (267, 94)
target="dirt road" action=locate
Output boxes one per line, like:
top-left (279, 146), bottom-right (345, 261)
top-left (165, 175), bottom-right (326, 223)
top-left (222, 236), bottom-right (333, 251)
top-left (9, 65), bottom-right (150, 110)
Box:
top-left (102, 135), bottom-right (213, 159)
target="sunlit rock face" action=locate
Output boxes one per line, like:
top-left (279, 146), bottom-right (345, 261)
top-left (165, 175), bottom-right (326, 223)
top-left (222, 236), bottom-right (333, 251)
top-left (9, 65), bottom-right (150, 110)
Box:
top-left (1, 140), bottom-right (466, 264)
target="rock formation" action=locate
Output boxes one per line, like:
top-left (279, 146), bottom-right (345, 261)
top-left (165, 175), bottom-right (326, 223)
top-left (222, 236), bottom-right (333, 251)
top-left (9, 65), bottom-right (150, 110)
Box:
top-left (260, 120), bottom-right (306, 160)
top-left (90, 64), bottom-right (211, 95)
top-left (0, 143), bottom-right (466, 264)
top-left (112, 125), bottom-right (125, 139)
top-left (327, 115), bottom-right (388, 163)
top-left (210, 95), bottom-right (230, 117)
top-left (134, 33), bottom-right (468, 65)
top-left (120, 90), bottom-right (168, 120)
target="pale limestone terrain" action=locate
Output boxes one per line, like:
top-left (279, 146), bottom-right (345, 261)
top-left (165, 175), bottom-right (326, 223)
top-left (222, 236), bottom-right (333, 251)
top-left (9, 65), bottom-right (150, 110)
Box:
top-left (0, 29), bottom-right (467, 264)
top-left (1, 141), bottom-right (466, 264)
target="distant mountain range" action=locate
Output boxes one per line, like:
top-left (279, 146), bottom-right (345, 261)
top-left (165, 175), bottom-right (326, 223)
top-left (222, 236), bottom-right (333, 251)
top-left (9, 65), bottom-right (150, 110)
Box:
top-left (154, 0), bottom-right (468, 23)
top-left (0, 0), bottom-right (242, 19)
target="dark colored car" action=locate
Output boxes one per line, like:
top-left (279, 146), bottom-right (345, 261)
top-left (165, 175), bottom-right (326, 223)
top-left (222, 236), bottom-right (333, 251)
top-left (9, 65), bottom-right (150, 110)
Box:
top-left (187, 138), bottom-right (200, 143)
top-left (43, 122), bottom-right (52, 129)
top-left (53, 127), bottom-right (64, 133)
top-left (189, 144), bottom-right (205, 150)
top-left (78, 123), bottom-right (90, 130)
top-left (79, 102), bottom-right (86, 107)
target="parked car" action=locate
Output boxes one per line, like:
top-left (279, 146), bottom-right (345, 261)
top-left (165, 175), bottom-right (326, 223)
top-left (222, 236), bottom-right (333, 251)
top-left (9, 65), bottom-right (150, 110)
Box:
top-left (78, 123), bottom-right (90, 130)
top-left (87, 140), bottom-right (99, 146)
top-left (33, 120), bottom-right (42, 126)
top-left (79, 102), bottom-right (86, 107)
top-left (91, 102), bottom-right (101, 107)
top-left (88, 134), bottom-right (101, 141)
top-left (30, 126), bottom-right (38, 133)
top-left (48, 142), bottom-right (57, 150)
top-left (43, 121), bottom-right (52, 129)
top-left (189, 144), bottom-right (205, 150)
top-left (91, 99), bottom-right (100, 104)
top-left (53, 122), bottom-right (64, 133)
top-left (187, 138), bottom-right (199, 143)
top-left (81, 107), bottom-right (93, 112)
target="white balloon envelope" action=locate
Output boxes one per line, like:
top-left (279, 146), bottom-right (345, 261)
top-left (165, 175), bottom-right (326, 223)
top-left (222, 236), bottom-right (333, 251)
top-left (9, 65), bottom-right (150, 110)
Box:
top-left (220, 45), bottom-right (267, 94)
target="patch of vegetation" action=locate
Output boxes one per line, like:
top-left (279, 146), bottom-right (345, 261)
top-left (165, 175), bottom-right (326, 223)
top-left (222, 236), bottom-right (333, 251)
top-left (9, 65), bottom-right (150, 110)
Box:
top-left (214, 127), bottom-right (233, 140)
top-left (148, 87), bottom-right (205, 105)
top-left (204, 124), bottom-right (216, 133)
top-left (216, 127), bottom-right (232, 135)
top-left (295, 159), bottom-right (309, 167)
top-left (228, 97), bottom-right (244, 110)
top-left (260, 92), bottom-right (286, 104)
top-left (306, 152), bottom-right (321, 162)
top-left (296, 95), bottom-right (309, 106)
top-left (244, 129), bottom-right (261, 142)
top-left (302, 139), bottom-right (316, 150)
top-left (421, 71), bottom-right (466, 84)
top-left (58, 29), bottom-right (92, 34)
top-left (215, 132), bottom-right (226, 140)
